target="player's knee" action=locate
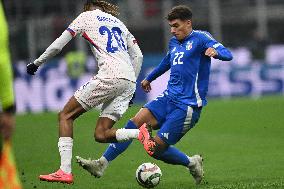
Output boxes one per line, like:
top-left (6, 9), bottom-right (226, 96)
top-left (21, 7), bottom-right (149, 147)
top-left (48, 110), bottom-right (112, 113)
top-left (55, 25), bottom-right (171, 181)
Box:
top-left (58, 111), bottom-right (66, 121)
top-left (130, 116), bottom-right (142, 128)
top-left (58, 111), bottom-right (68, 121)
top-left (94, 132), bottom-right (107, 143)
top-left (58, 110), bottom-right (75, 122)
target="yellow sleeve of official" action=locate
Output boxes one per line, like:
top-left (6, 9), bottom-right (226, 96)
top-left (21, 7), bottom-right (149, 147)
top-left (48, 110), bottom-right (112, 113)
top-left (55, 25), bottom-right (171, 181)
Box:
top-left (0, 2), bottom-right (14, 110)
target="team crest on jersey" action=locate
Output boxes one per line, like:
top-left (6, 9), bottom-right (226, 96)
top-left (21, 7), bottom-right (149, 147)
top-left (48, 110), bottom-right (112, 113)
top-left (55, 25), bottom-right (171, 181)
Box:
top-left (186, 41), bottom-right (193, 50)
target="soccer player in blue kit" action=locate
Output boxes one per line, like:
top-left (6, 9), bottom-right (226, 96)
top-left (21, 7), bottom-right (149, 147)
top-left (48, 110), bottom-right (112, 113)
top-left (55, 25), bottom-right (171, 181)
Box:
top-left (76, 5), bottom-right (233, 184)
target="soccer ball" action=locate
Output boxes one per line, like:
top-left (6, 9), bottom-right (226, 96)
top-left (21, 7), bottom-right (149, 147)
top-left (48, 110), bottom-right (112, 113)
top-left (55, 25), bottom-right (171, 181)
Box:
top-left (135, 162), bottom-right (162, 188)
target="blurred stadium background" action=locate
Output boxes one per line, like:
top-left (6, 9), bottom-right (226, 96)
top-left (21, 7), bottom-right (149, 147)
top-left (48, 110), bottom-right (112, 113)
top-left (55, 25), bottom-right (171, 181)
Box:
top-left (2, 0), bottom-right (284, 188)
top-left (2, 0), bottom-right (284, 112)
top-left (1, 0), bottom-right (284, 112)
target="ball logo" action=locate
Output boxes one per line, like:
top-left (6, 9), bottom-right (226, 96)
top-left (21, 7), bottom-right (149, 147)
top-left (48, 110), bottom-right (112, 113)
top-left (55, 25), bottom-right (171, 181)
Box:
top-left (142, 164), bottom-right (158, 172)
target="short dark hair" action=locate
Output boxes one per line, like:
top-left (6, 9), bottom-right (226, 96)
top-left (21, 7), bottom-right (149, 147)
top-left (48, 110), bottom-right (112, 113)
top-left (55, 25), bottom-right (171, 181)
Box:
top-left (167, 5), bottom-right (192, 21)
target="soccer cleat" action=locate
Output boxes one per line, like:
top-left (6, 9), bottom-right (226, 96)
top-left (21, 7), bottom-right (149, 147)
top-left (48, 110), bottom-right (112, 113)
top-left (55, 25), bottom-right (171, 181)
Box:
top-left (137, 123), bottom-right (152, 144)
top-left (39, 169), bottom-right (73, 184)
top-left (76, 156), bottom-right (105, 178)
top-left (137, 123), bottom-right (156, 155)
top-left (188, 155), bottom-right (204, 184)
top-left (144, 139), bottom-right (157, 156)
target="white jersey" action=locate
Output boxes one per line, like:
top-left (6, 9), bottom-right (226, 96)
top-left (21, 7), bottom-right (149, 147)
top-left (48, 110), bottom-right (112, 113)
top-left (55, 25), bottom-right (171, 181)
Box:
top-left (67, 9), bottom-right (137, 82)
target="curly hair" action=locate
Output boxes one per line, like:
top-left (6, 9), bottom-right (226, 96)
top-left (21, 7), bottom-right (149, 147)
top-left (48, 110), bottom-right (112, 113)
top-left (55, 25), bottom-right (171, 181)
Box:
top-left (84, 0), bottom-right (119, 17)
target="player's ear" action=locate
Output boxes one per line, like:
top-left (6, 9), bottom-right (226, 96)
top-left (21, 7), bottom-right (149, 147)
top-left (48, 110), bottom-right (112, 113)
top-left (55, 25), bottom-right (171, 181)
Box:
top-left (187, 19), bottom-right (192, 27)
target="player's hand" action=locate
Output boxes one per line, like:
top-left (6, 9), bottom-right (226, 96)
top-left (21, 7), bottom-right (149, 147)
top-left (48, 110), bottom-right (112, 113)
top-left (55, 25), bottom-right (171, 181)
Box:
top-left (141, 79), bottom-right (151, 93)
top-left (205, 47), bottom-right (218, 57)
top-left (129, 92), bottom-right (136, 107)
top-left (27, 63), bottom-right (39, 75)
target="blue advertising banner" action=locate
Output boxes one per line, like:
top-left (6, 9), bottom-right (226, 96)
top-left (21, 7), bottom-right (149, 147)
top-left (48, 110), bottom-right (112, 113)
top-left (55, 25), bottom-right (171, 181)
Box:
top-left (13, 55), bottom-right (284, 113)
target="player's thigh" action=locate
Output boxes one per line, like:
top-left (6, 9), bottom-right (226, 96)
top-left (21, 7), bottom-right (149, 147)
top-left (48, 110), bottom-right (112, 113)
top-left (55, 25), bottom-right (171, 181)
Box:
top-left (61, 96), bottom-right (86, 120)
top-left (142, 93), bottom-right (169, 129)
top-left (131, 108), bottom-right (159, 129)
top-left (157, 106), bottom-right (202, 145)
top-left (100, 79), bottom-right (136, 122)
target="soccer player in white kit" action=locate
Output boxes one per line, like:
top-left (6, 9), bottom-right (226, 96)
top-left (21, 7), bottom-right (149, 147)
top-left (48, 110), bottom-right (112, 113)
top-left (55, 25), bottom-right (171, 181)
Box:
top-left (27, 0), bottom-right (144, 184)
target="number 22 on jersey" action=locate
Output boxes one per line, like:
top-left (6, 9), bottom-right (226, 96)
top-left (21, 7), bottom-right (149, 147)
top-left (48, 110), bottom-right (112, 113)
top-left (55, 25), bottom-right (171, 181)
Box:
top-left (173, 52), bottom-right (184, 65)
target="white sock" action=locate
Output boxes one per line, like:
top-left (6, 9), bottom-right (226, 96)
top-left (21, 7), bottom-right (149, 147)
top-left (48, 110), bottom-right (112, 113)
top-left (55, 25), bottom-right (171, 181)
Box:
top-left (115, 128), bottom-right (139, 142)
top-left (58, 137), bottom-right (73, 174)
top-left (187, 156), bottom-right (195, 167)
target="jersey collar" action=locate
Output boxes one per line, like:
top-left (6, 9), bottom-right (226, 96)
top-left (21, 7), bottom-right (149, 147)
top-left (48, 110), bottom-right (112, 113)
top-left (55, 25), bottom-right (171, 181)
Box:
top-left (174, 30), bottom-right (194, 44)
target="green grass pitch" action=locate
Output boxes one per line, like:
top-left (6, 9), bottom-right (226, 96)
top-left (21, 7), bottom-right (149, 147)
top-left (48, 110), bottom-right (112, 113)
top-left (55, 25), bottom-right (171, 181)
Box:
top-left (13, 96), bottom-right (284, 189)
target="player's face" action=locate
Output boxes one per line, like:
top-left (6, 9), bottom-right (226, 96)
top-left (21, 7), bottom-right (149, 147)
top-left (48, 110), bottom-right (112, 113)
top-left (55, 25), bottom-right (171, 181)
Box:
top-left (169, 19), bottom-right (192, 41)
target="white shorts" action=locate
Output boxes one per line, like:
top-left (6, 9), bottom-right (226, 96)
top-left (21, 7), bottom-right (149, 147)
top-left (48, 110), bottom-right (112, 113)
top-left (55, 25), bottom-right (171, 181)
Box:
top-left (74, 77), bottom-right (136, 122)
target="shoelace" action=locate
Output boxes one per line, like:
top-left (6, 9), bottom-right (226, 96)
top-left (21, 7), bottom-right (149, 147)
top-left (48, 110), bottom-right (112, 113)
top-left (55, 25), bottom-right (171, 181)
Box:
top-left (50, 173), bottom-right (64, 178)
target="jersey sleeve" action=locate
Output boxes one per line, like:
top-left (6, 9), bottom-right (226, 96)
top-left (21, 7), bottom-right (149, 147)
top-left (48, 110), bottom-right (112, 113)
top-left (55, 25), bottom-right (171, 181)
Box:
top-left (67, 12), bottom-right (88, 37)
top-left (145, 52), bottom-right (171, 82)
top-left (202, 32), bottom-right (233, 61)
top-left (127, 32), bottom-right (143, 79)
top-left (34, 30), bottom-right (73, 66)
top-left (0, 59), bottom-right (14, 112)
top-left (0, 3), bottom-right (14, 111)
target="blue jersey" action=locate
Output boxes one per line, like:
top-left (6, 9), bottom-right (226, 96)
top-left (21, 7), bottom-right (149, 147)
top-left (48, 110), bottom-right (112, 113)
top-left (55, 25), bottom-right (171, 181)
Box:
top-left (146, 30), bottom-right (233, 109)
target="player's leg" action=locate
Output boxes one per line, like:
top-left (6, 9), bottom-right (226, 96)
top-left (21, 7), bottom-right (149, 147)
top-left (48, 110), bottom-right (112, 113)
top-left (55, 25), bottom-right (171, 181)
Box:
top-left (95, 93), bottom-right (167, 162)
top-left (93, 116), bottom-right (148, 143)
top-left (76, 93), bottom-right (168, 177)
top-left (102, 108), bottom-right (159, 160)
top-left (75, 78), bottom-right (141, 176)
top-left (59, 96), bottom-right (86, 137)
top-left (152, 137), bottom-right (204, 184)
top-left (91, 78), bottom-right (148, 143)
top-left (39, 78), bottom-right (106, 183)
top-left (143, 106), bottom-right (193, 163)
top-left (58, 96), bottom-right (86, 170)
top-left (143, 106), bottom-right (204, 184)
top-left (39, 96), bottom-right (86, 183)
top-left (76, 108), bottom-right (159, 177)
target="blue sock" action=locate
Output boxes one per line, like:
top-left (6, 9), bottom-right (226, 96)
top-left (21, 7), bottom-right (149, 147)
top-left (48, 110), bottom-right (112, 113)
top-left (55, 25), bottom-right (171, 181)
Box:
top-left (103, 120), bottom-right (137, 162)
top-left (153, 146), bottom-right (190, 167)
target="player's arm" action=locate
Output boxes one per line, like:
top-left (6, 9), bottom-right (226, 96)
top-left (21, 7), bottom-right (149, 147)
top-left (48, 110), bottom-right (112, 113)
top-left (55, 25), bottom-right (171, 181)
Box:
top-left (27, 12), bottom-right (87, 75)
top-left (26, 30), bottom-right (73, 75)
top-left (202, 32), bottom-right (233, 61)
top-left (145, 53), bottom-right (171, 82)
top-left (0, 58), bottom-right (16, 141)
top-left (37, 31), bottom-right (72, 65)
top-left (210, 43), bottom-right (233, 61)
top-left (141, 53), bottom-right (171, 92)
top-left (127, 32), bottom-right (143, 79)
top-left (0, 2), bottom-right (16, 140)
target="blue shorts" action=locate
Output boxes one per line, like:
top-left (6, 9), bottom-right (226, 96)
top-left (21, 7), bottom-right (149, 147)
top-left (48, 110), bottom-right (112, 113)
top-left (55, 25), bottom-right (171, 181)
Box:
top-left (144, 93), bottom-right (202, 145)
